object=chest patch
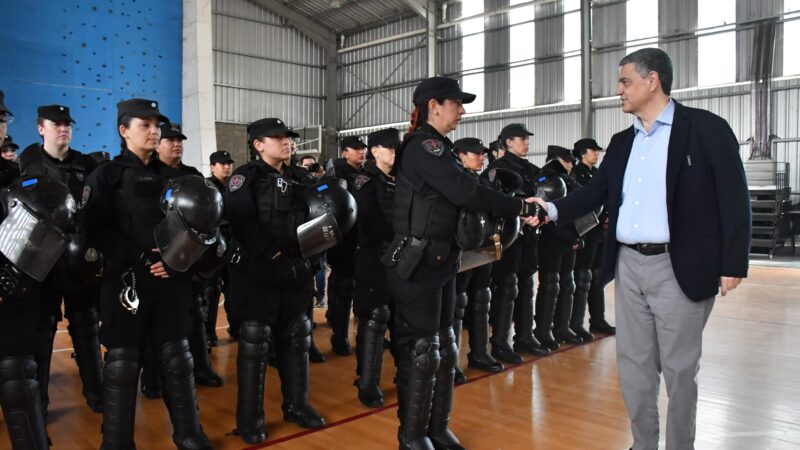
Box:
[81,186,91,208]
[421,139,443,156]
[229,174,245,192]
[354,174,370,190]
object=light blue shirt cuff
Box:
[546,202,558,222]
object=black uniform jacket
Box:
[84,149,183,272]
[354,161,394,249]
[223,159,308,275]
[553,101,751,301]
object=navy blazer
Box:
[554,101,751,301]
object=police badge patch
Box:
[421,139,443,156]
[229,174,245,192]
[354,174,370,190]
[81,185,91,207]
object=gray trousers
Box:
[615,246,715,450]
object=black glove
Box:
[520,201,549,225]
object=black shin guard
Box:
[278,314,325,429]
[0,356,49,450]
[159,340,211,450]
[490,274,522,364]
[356,305,389,408]
[235,321,270,444]
[428,327,464,450]
[396,335,439,450]
[68,308,104,412]
[100,348,140,450]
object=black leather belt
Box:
[624,243,669,256]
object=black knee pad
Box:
[574,269,592,292]
[0,356,37,382]
[367,305,390,332]
[159,339,193,378]
[473,287,491,314]
[539,272,560,296]
[410,334,440,375]
[591,268,603,285]
[518,273,535,294]
[285,314,312,351]
[239,321,270,360]
[497,274,519,301]
[437,328,457,371]
[104,348,140,384]
[454,293,468,320]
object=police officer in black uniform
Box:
[386,77,541,450]
[0,92,18,185]
[225,118,326,444]
[155,122,224,389]
[451,138,506,380]
[83,99,212,449]
[1,135,19,162]
[485,123,549,364]
[570,138,615,337]
[534,145,584,350]
[325,135,366,355]
[206,150,234,344]
[0,174,77,450]
[352,127,399,408]
[0,92,56,450]
[18,104,104,414]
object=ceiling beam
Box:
[247,0,335,47]
[401,0,430,18]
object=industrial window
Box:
[509,0,536,108]
[461,0,485,112]
[697,0,736,87]
[626,0,659,55]
[784,0,800,76]
[563,0,581,102]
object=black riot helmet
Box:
[154,176,224,272]
[456,209,491,251]
[0,176,77,282]
[458,215,521,273]
[480,167,523,195]
[51,234,104,294]
[297,179,358,258]
[532,173,567,202]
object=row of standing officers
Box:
[0,74,613,450]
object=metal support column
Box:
[427,0,437,76]
[580,0,593,138]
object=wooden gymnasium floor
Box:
[1,265,799,449]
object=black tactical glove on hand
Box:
[520,201,549,226]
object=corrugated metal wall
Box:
[212,0,325,128]
[339,15,427,130]
[736,0,783,82]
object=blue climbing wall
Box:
[0,0,182,155]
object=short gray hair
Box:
[619,48,673,95]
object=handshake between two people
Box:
[519,197,552,228]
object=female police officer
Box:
[352,127,399,408]
[451,138,506,379]
[83,99,212,449]
[386,77,540,450]
[224,118,325,444]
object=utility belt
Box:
[381,235,454,280]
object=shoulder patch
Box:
[81,185,91,208]
[354,174,371,190]
[229,174,246,192]
[421,139,444,156]
[487,168,497,183]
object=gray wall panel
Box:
[535,1,564,105]
[736,0,783,82]
[592,1,627,98]
[659,0,698,90]
[212,0,325,128]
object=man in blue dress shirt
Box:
[534,48,751,450]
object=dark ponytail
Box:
[407,98,444,134]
